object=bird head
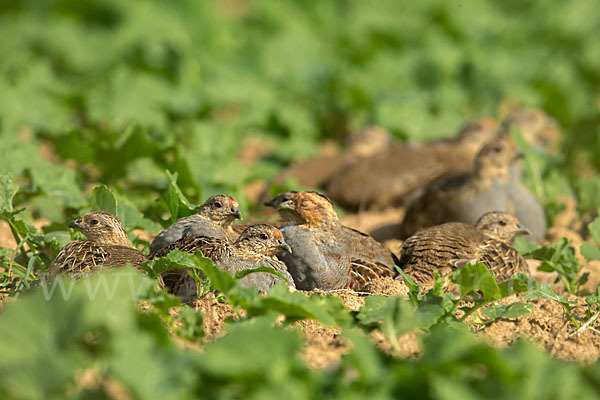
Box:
[198,195,242,227]
[235,224,292,256]
[475,211,531,242]
[67,211,130,246]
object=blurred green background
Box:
[0,0,599,226]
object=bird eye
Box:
[214,201,223,208]
[301,200,311,208]
[259,233,268,240]
[499,220,507,226]
[90,219,99,225]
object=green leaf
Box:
[480,302,533,322]
[259,284,352,327]
[581,242,600,261]
[234,265,288,283]
[522,284,577,311]
[451,263,501,301]
[588,213,600,244]
[90,185,118,215]
[356,295,388,326]
[177,306,204,341]
[157,170,198,224]
[0,173,17,214]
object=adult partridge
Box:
[399,135,546,240]
[400,211,531,290]
[322,118,499,210]
[501,108,560,152]
[277,191,397,291]
[48,211,147,278]
[275,127,392,189]
[149,195,242,256]
[153,224,295,298]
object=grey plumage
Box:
[400,136,546,241]
[154,224,295,300]
[149,195,242,256]
[276,191,397,291]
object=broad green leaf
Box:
[157,170,198,224]
[451,262,501,301]
[480,302,533,322]
[90,185,118,215]
[356,295,388,326]
[581,242,600,261]
[588,213,600,244]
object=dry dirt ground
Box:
[2,198,600,368]
[178,201,600,369]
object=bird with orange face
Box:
[276,191,398,291]
[152,224,295,300]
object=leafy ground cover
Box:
[1,0,600,399]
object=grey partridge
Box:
[48,211,147,278]
[277,191,397,291]
[400,211,531,290]
[322,118,499,210]
[501,108,560,152]
[274,127,392,189]
[153,224,295,298]
[149,195,242,256]
[399,135,546,240]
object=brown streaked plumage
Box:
[500,108,561,152]
[277,191,397,291]
[149,195,242,256]
[154,224,295,300]
[273,127,392,190]
[48,211,146,278]
[321,118,499,210]
[399,211,531,291]
[399,135,543,239]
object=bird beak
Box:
[514,150,526,160]
[514,225,531,237]
[229,208,243,220]
[67,218,82,230]
[264,198,276,207]
[277,200,295,211]
[276,242,292,253]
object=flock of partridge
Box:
[48,108,558,300]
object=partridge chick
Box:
[48,211,146,278]
[150,195,242,256]
[400,211,531,290]
[277,191,397,291]
[322,118,499,210]
[154,224,295,298]
[399,135,546,240]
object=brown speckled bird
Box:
[501,108,560,152]
[154,224,295,299]
[400,211,531,290]
[322,118,499,210]
[277,191,398,291]
[149,195,242,256]
[274,127,392,189]
[48,211,146,278]
[399,135,545,240]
